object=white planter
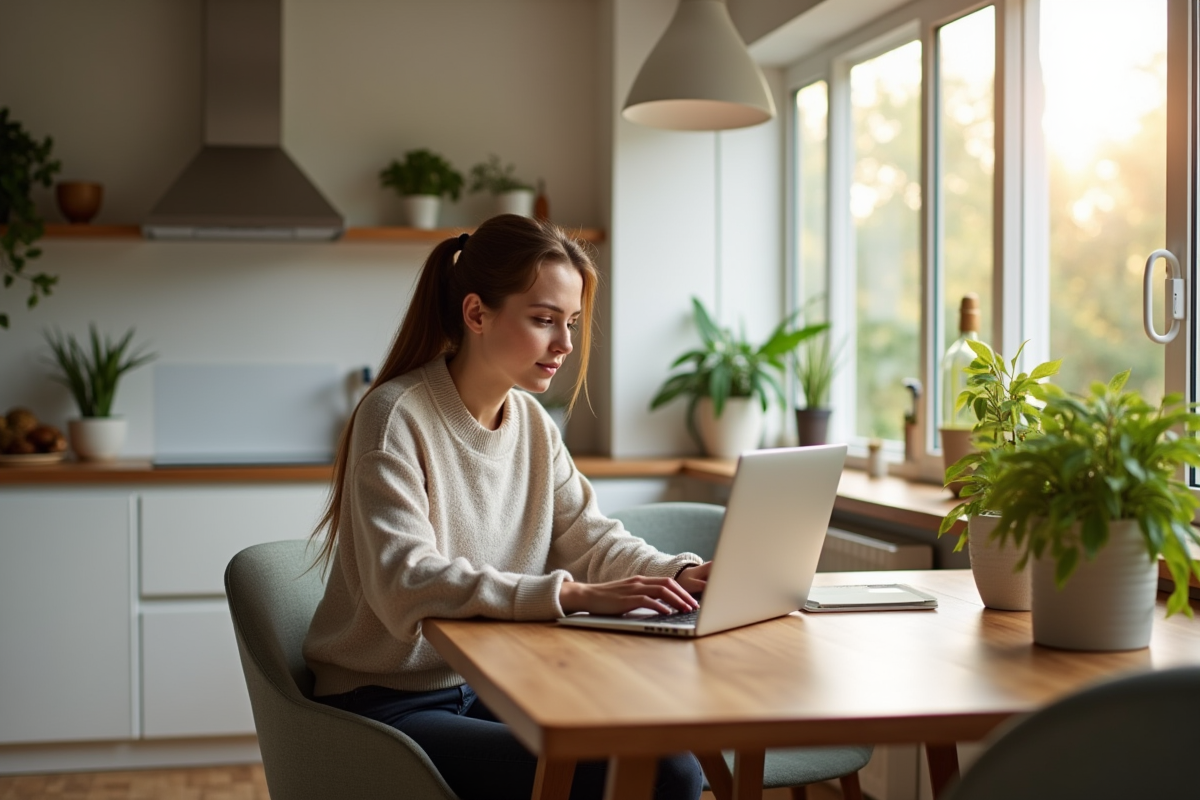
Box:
[496,189,535,217]
[401,195,441,229]
[694,397,764,459]
[68,417,127,462]
[968,514,1031,611]
[1031,519,1158,651]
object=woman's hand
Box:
[675,561,711,596]
[559,575,700,616]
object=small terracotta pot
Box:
[56,181,104,224]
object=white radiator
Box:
[817,527,933,572]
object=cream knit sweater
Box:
[303,356,702,696]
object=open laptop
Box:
[558,443,848,638]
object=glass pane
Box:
[851,40,922,441]
[1041,0,1166,403]
[796,81,828,319]
[938,7,995,429]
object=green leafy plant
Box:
[983,369,1200,617]
[44,325,156,418]
[1,107,62,329]
[938,340,1061,548]
[468,154,532,195]
[650,298,828,446]
[793,329,842,410]
[379,149,464,200]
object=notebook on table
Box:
[803,583,938,612]
[557,443,847,638]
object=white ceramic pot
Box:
[1031,519,1158,651]
[401,195,441,229]
[968,513,1031,611]
[694,397,764,459]
[68,417,127,462]
[496,189,535,217]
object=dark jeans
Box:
[315,683,703,800]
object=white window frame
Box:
[784,0,1192,485]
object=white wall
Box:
[606,0,788,457]
[0,0,795,461]
[0,0,605,456]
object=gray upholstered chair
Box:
[612,502,873,800]
[941,665,1200,800]
[225,539,458,800]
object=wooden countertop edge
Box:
[0,454,962,533]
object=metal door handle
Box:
[1143,249,1184,344]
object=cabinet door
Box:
[141,602,254,738]
[141,486,325,597]
[0,491,134,744]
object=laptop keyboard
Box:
[639,607,700,626]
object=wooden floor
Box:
[0,764,841,799]
[0,765,269,800]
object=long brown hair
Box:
[310,214,599,571]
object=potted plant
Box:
[468,154,535,217]
[793,329,841,446]
[984,369,1200,650]
[44,324,156,461]
[938,340,1061,610]
[650,297,827,458]
[1,107,62,330]
[379,149,464,229]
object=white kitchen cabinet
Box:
[0,490,134,744]
[140,486,326,597]
[141,602,254,738]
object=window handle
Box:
[1143,249,1184,344]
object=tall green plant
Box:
[938,340,1061,548]
[1,107,62,329]
[650,298,828,447]
[44,325,156,418]
[379,149,464,200]
[793,330,841,409]
[986,370,1200,617]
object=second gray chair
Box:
[612,501,873,800]
[941,665,1200,800]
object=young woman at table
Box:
[303,214,709,800]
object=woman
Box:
[303,214,710,800]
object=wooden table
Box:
[424,569,1200,800]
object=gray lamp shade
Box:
[623,0,776,131]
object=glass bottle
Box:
[941,293,981,430]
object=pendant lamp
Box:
[623,0,776,131]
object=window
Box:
[785,0,1189,484]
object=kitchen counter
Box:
[0,456,964,534]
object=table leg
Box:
[603,755,658,800]
[696,753,733,800]
[732,749,765,800]
[532,757,575,800]
[925,743,960,799]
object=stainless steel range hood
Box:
[143,0,343,241]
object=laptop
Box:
[558,443,848,638]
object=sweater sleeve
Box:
[546,444,703,582]
[349,448,570,640]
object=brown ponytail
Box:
[310,214,599,571]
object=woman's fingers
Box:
[676,562,711,595]
[560,576,699,616]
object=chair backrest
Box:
[225,539,456,800]
[611,501,725,560]
[942,665,1200,800]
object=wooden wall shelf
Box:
[23,224,606,244]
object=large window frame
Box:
[785,0,1196,488]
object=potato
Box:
[6,408,38,436]
[6,437,35,455]
[27,425,66,453]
